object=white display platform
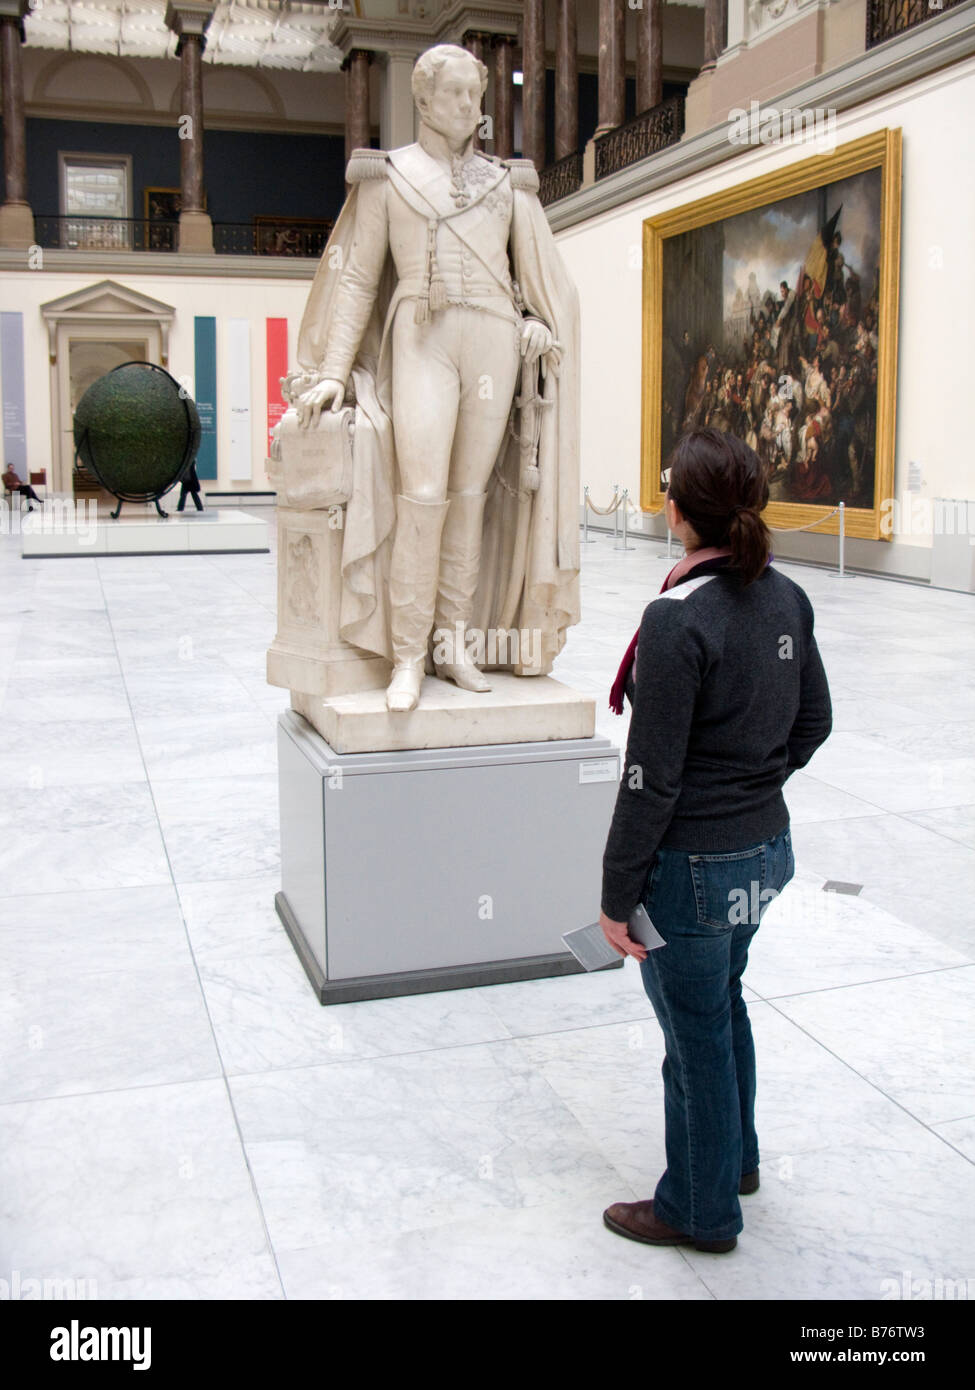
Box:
[21,507,269,557]
[292,672,596,754]
[276,709,623,1003]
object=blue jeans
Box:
[638,827,795,1242]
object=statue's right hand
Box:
[296,378,346,429]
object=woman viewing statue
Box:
[600,427,832,1253]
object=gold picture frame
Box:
[641,129,902,540]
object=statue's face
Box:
[419,54,482,142]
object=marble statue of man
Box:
[289,43,580,713]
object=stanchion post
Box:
[612,484,620,544]
[838,500,845,577]
[616,488,635,551]
[582,485,596,544]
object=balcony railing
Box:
[33,215,333,257]
[218,220,333,257]
[538,151,585,207]
[867,0,964,47]
[594,95,686,181]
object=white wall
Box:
[554,56,975,554]
[0,268,316,491]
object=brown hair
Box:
[666,427,772,586]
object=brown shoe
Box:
[740,1168,760,1195]
[602,1200,737,1253]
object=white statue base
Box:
[277,709,621,1003]
[292,674,595,755]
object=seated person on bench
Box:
[2,465,43,510]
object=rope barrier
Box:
[580,491,851,578]
[586,491,625,517]
[767,506,840,533]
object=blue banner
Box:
[194,316,217,480]
[1,311,28,476]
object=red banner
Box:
[266,317,289,455]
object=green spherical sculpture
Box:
[73,361,202,504]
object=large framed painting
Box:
[642,129,902,540]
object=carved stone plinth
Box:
[176,209,213,254]
[267,505,390,698]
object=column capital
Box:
[0,0,30,41]
[341,48,374,73]
[164,1,215,54]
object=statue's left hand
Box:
[520,320,555,379]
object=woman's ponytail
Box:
[727,505,772,586]
[666,428,772,586]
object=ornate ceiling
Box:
[23,0,345,71]
[21,0,705,73]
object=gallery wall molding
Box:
[546,0,975,232]
[24,103,347,138]
[726,0,840,53]
[26,50,346,135]
[32,51,154,110]
[0,249,319,277]
[164,65,285,117]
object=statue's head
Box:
[412,44,488,143]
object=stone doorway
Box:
[40,281,175,495]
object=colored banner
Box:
[227,318,252,482]
[193,316,217,480]
[1,312,28,476]
[266,317,288,455]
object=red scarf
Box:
[608,547,732,714]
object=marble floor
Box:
[1,511,973,1301]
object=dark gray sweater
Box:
[601,561,832,922]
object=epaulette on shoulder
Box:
[346,148,389,182]
[504,158,539,192]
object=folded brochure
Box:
[562,903,666,972]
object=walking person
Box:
[176,461,204,512]
[600,427,832,1254]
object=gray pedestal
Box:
[276,710,622,1003]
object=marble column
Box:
[165,2,214,253]
[462,31,491,150]
[380,48,418,150]
[636,0,663,114]
[463,29,486,64]
[343,49,372,161]
[522,0,545,169]
[702,0,725,70]
[493,35,515,161]
[595,0,625,137]
[554,0,577,162]
[0,0,33,250]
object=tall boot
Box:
[431,488,491,693]
[386,493,450,713]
